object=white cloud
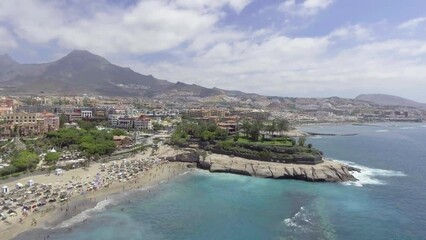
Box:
[2,0,426,100]
[397,17,426,30]
[0,27,17,51]
[125,26,426,99]
[0,0,252,55]
[328,25,374,41]
[174,0,252,13]
[278,0,334,16]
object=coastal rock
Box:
[210,163,229,173]
[174,152,200,163]
[228,165,252,176]
[253,166,273,178]
[198,156,212,169]
[176,152,358,183]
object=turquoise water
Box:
[17,123,426,239]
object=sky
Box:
[1,0,426,102]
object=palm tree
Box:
[267,119,277,136]
[241,120,251,137]
[277,119,290,134]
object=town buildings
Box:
[0,112,60,137]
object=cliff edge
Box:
[168,151,359,183]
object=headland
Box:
[2,144,359,240]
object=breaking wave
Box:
[283,206,313,231]
[334,160,406,187]
[54,198,115,229]
[375,129,389,133]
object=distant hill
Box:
[356,94,426,109]
[0,50,253,98]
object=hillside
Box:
[356,94,426,109]
[0,50,240,98]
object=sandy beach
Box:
[1,146,194,240]
[1,144,359,239]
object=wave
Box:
[180,170,191,176]
[49,173,190,229]
[400,127,415,130]
[283,206,313,231]
[375,129,389,133]
[54,198,116,229]
[334,160,406,187]
[421,125,426,128]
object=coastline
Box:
[2,144,359,239]
[167,147,359,182]
[2,160,193,240]
[198,154,358,182]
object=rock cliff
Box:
[168,151,359,183]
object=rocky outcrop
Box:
[166,152,200,163]
[196,154,358,183]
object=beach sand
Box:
[1,154,193,240]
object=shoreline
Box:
[2,160,193,240]
[2,144,360,239]
[198,154,359,182]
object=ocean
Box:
[17,123,426,240]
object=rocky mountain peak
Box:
[58,50,109,66]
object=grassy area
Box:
[235,137,294,147]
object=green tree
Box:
[59,114,67,128]
[78,120,95,131]
[241,120,251,137]
[277,119,290,133]
[44,152,61,165]
[248,120,263,141]
[298,136,306,147]
[111,129,127,136]
[266,119,277,136]
[11,150,40,171]
[152,122,164,131]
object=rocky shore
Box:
[170,151,359,182]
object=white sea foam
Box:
[49,170,193,229]
[334,160,406,187]
[53,198,116,229]
[180,171,191,176]
[400,127,415,130]
[375,129,389,133]
[421,125,426,128]
[283,206,313,231]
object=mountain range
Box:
[356,94,426,109]
[0,50,424,110]
[0,50,250,98]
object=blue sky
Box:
[1,0,426,101]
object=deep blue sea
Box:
[23,123,426,239]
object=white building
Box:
[81,110,93,119]
[135,116,153,130]
[108,114,125,126]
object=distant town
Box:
[0,93,422,174]
[0,93,424,140]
